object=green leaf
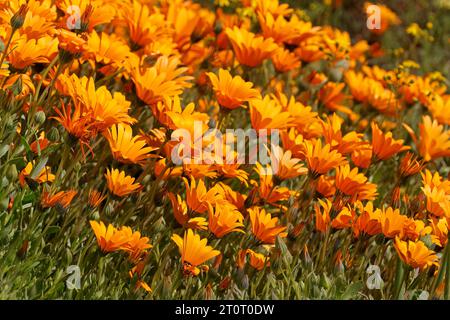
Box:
[45,226,61,236]
[341,281,363,300]
[29,156,48,179]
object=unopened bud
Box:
[10,4,28,30]
[47,127,60,142]
[34,111,46,125]
[6,164,18,181]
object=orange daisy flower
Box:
[225,26,278,67]
[89,220,130,253]
[248,206,287,244]
[105,168,142,197]
[303,139,347,176]
[371,122,410,161]
[207,203,244,238]
[335,164,378,201]
[41,190,77,209]
[394,237,438,271]
[406,116,450,162]
[103,123,157,165]
[207,68,261,109]
[171,229,220,276]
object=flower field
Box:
[0,0,449,300]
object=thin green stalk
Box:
[0,29,16,67]
[444,234,450,299]
[393,257,406,299]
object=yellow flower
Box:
[394,237,438,271]
[207,68,261,109]
[90,220,129,253]
[250,96,295,130]
[105,168,142,197]
[104,123,156,165]
[269,145,308,180]
[225,26,278,67]
[207,203,244,238]
[335,164,378,201]
[171,229,220,276]
[249,206,287,244]
[132,55,192,105]
[417,116,450,161]
[371,122,410,161]
[303,139,347,176]
[8,34,58,69]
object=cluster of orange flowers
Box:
[1,0,449,295]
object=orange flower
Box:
[380,207,410,239]
[269,145,308,180]
[315,198,332,232]
[207,68,260,109]
[239,249,270,271]
[207,203,244,238]
[256,0,293,18]
[316,175,336,198]
[249,96,294,130]
[335,164,378,201]
[364,2,401,35]
[249,206,287,244]
[85,31,132,73]
[271,47,301,73]
[183,178,223,214]
[171,229,220,276]
[104,123,156,165]
[57,29,87,55]
[428,95,450,126]
[430,218,448,247]
[8,35,58,69]
[52,103,94,152]
[351,144,372,169]
[321,113,364,155]
[353,201,382,237]
[318,82,357,121]
[30,132,49,154]
[120,0,168,48]
[399,152,424,178]
[41,190,77,209]
[371,122,410,161]
[105,168,142,197]
[88,190,107,208]
[90,220,130,253]
[303,139,347,176]
[168,193,208,230]
[253,163,296,206]
[394,237,438,271]
[132,55,192,105]
[225,26,278,67]
[407,116,450,162]
[258,12,318,45]
[332,206,355,229]
[119,226,152,263]
[19,161,55,187]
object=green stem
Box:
[393,257,406,299]
[431,242,449,297]
[444,234,450,299]
[0,29,16,67]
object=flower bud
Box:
[10,4,28,30]
[6,164,17,181]
[34,111,46,125]
[47,127,60,142]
